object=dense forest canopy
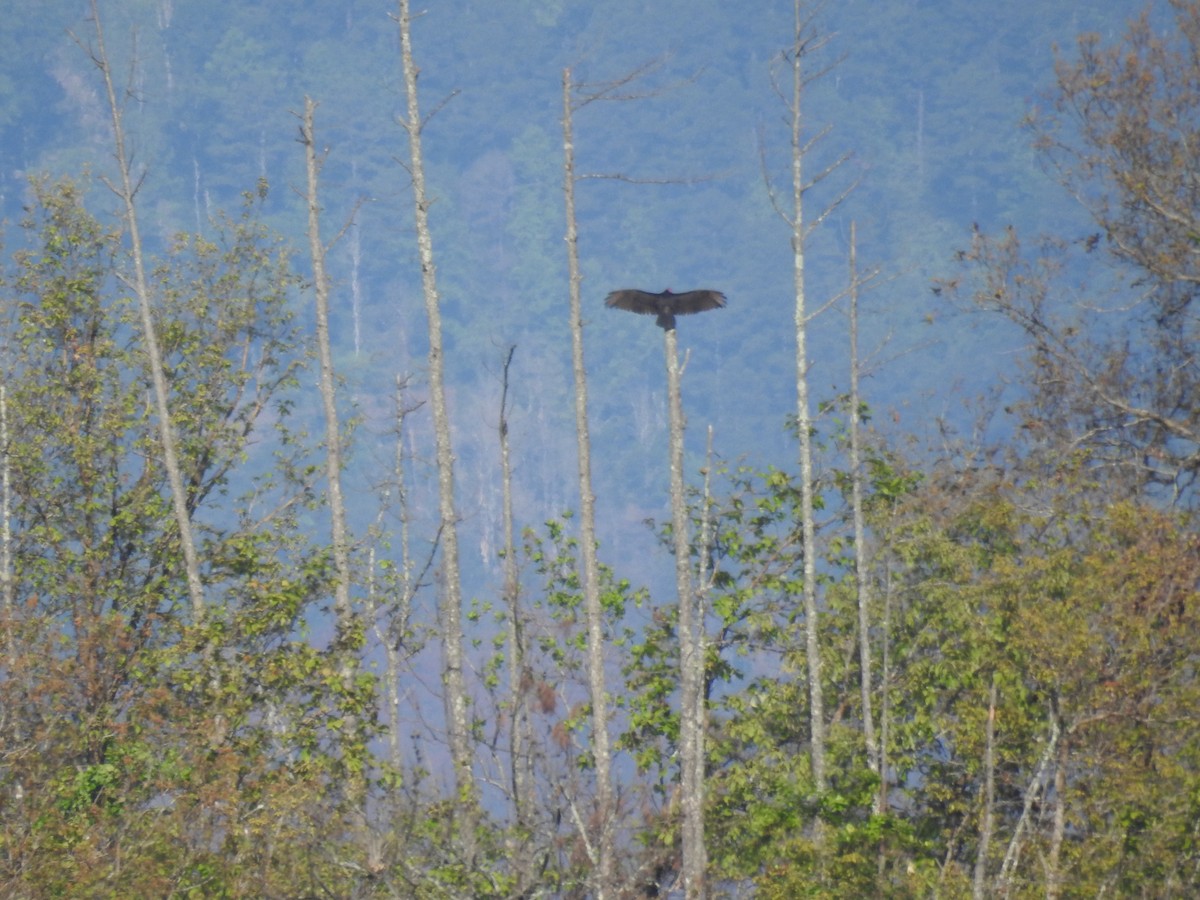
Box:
[1,0,1198,897]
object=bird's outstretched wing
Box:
[669,289,727,315]
[604,289,663,315]
[604,289,727,315]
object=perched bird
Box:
[604,288,727,330]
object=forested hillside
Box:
[1,0,1197,897]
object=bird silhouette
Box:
[604,288,727,330]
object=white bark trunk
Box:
[665,327,706,898]
[789,0,826,795]
[561,68,616,898]
[396,0,476,834]
[88,0,205,623]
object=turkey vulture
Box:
[604,288,727,330]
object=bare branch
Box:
[422,89,462,130]
[570,57,672,109]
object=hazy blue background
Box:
[0,0,1137,594]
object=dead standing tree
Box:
[605,286,725,900]
[567,51,732,893]
[298,97,354,676]
[603,290,724,898]
[846,222,879,783]
[297,97,368,813]
[81,0,205,623]
[563,62,721,895]
[663,310,711,900]
[497,345,539,892]
[561,66,619,898]
[762,0,854,809]
[393,0,478,851]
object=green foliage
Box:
[679,432,1197,895]
[4,3,1200,895]
[523,516,643,757]
[0,177,379,897]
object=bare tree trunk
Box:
[1046,722,1068,900]
[973,673,998,900]
[696,422,715,824]
[299,97,366,815]
[561,67,616,897]
[848,221,886,882]
[498,346,536,891]
[0,381,17,788]
[878,563,892,814]
[998,701,1061,897]
[847,221,877,779]
[376,374,421,771]
[85,0,204,623]
[877,555,894,881]
[299,97,354,665]
[1,385,10,662]
[395,0,477,841]
[788,0,826,796]
[664,327,705,898]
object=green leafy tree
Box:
[0,178,377,897]
[698,448,932,897]
[514,514,645,894]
